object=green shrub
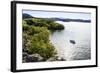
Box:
[22,18,64,61]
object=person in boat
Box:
[70,40,76,44]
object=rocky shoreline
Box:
[23,52,66,63]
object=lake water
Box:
[50,21,91,61]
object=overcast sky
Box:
[23,10,91,20]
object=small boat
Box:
[70,40,76,44]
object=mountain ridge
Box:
[23,13,91,23]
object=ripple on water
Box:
[50,21,91,61]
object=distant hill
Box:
[23,13,33,19]
[35,17,91,23]
[42,18,91,23]
[22,13,91,23]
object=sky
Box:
[23,10,91,20]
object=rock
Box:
[46,56,58,61]
[46,56,65,61]
[32,54,43,61]
[23,54,43,62]
[57,57,66,61]
[23,52,28,57]
[47,57,56,61]
[60,58,66,61]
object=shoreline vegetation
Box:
[22,14,65,63]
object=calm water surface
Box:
[50,21,91,61]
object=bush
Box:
[24,18,64,31]
[27,38,57,60]
[22,18,64,61]
[22,20,30,31]
[26,27,57,60]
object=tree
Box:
[22,18,64,61]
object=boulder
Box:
[23,53,43,62]
[57,57,66,61]
[46,56,67,61]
